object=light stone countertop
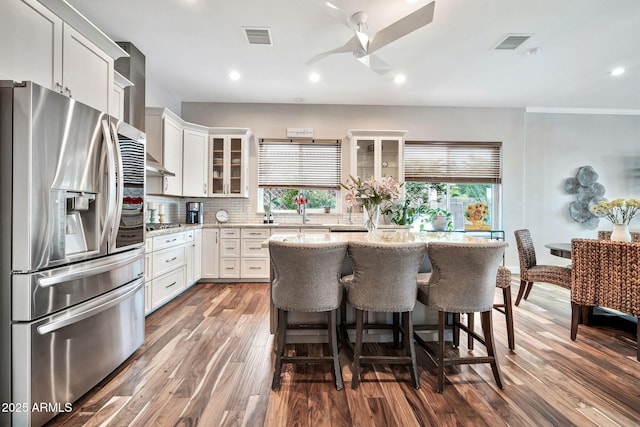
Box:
[261,231,497,248]
[144,222,376,237]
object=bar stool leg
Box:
[328,309,343,390]
[403,311,420,389]
[272,309,288,390]
[352,308,364,389]
[503,287,515,350]
[393,312,400,348]
[467,313,475,350]
[481,310,504,389]
[437,310,446,393]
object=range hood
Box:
[146,152,175,176]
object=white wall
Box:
[523,112,640,265]
[182,102,526,267]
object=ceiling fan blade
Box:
[367,1,435,54]
[312,0,352,29]
[357,54,394,75]
[306,34,364,66]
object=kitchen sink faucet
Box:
[295,193,309,224]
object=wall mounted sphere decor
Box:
[565,165,606,229]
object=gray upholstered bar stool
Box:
[416,241,507,393]
[343,241,426,389]
[269,240,348,391]
[416,266,515,351]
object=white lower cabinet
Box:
[184,229,202,285]
[202,228,220,279]
[145,229,201,315]
[240,228,270,279]
[219,228,241,278]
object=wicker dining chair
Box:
[597,230,640,242]
[269,240,349,390]
[514,229,572,306]
[571,238,640,362]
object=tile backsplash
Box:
[145,195,364,225]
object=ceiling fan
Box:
[307,1,436,75]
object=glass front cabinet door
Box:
[208,128,252,197]
[348,130,406,182]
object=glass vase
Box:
[610,223,632,242]
[364,203,380,232]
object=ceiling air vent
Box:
[494,34,532,50]
[244,28,272,45]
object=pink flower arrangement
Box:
[341,175,403,209]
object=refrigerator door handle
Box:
[109,121,125,251]
[37,251,144,288]
[36,279,144,335]
[100,119,117,247]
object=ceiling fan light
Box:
[309,72,321,82]
[325,1,339,10]
[229,70,241,81]
[394,74,406,84]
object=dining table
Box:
[545,242,572,259]
[263,230,501,335]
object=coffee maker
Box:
[186,201,204,224]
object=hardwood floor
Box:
[46,279,640,427]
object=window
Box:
[258,138,341,212]
[403,141,502,230]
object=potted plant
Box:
[425,207,453,231]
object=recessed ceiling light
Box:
[610,67,625,76]
[309,72,320,82]
[229,71,241,81]
[394,74,406,84]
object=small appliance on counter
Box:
[186,201,204,224]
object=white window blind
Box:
[258,139,342,189]
[404,141,502,184]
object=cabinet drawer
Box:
[220,239,240,257]
[241,228,270,239]
[152,246,185,277]
[151,267,186,308]
[241,258,270,278]
[220,228,240,238]
[219,258,240,278]
[152,232,186,250]
[241,239,269,258]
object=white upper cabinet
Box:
[110,71,133,120]
[146,108,184,196]
[0,0,127,113]
[348,130,406,182]
[182,125,209,197]
[208,128,252,198]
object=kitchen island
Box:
[263,230,495,337]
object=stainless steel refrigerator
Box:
[0,81,147,426]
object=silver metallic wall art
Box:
[565,166,606,229]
